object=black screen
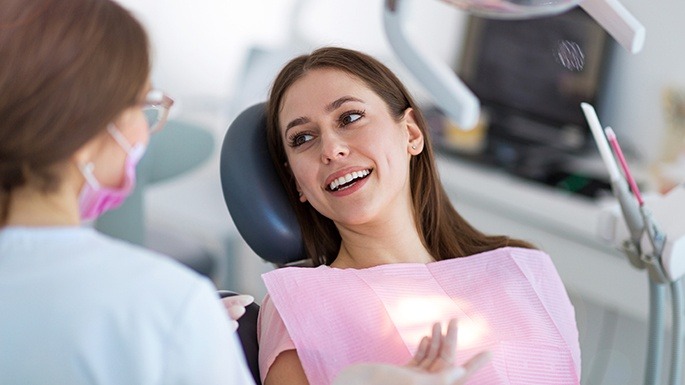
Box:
[458,8,611,148]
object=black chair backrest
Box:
[219,103,304,266]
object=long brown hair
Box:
[0,0,150,224]
[267,47,534,266]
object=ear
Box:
[403,108,424,155]
[70,145,90,167]
[294,180,307,203]
[285,162,308,203]
[70,132,106,166]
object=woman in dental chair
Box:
[258,47,581,385]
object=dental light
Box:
[383,0,645,129]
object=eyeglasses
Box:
[142,89,174,133]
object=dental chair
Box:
[219,102,303,385]
[220,102,303,266]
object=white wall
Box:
[115,0,464,129]
[598,0,685,163]
[115,0,295,119]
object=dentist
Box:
[0,0,253,383]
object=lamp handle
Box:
[580,0,645,54]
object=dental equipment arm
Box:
[595,159,685,385]
[383,0,644,133]
[383,0,480,129]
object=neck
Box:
[331,216,434,269]
[5,183,81,228]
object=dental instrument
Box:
[583,102,684,385]
[582,102,646,270]
[605,127,644,207]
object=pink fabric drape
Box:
[261,247,581,384]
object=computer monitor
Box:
[457,7,612,152]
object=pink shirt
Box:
[257,294,295,383]
[258,247,581,385]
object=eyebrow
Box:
[325,96,363,113]
[284,96,365,133]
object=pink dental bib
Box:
[261,247,581,384]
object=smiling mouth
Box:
[327,169,371,192]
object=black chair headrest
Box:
[220,103,304,265]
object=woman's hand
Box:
[408,318,459,372]
[220,294,254,332]
[406,318,491,383]
[332,319,491,385]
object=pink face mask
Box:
[78,125,146,221]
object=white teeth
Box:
[329,169,370,191]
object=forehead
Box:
[280,68,378,116]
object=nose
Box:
[320,131,349,164]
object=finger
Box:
[227,304,246,320]
[428,319,459,372]
[411,336,431,365]
[234,294,255,306]
[228,319,239,332]
[444,366,467,384]
[223,294,254,307]
[443,351,491,385]
[420,322,443,369]
[220,297,234,309]
[440,319,458,363]
[462,351,492,376]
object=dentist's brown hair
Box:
[0,0,150,223]
[266,47,533,266]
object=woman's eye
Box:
[290,133,314,147]
[340,110,365,126]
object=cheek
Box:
[130,114,150,145]
[90,144,128,187]
[118,110,150,146]
[288,159,309,185]
[288,157,319,192]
